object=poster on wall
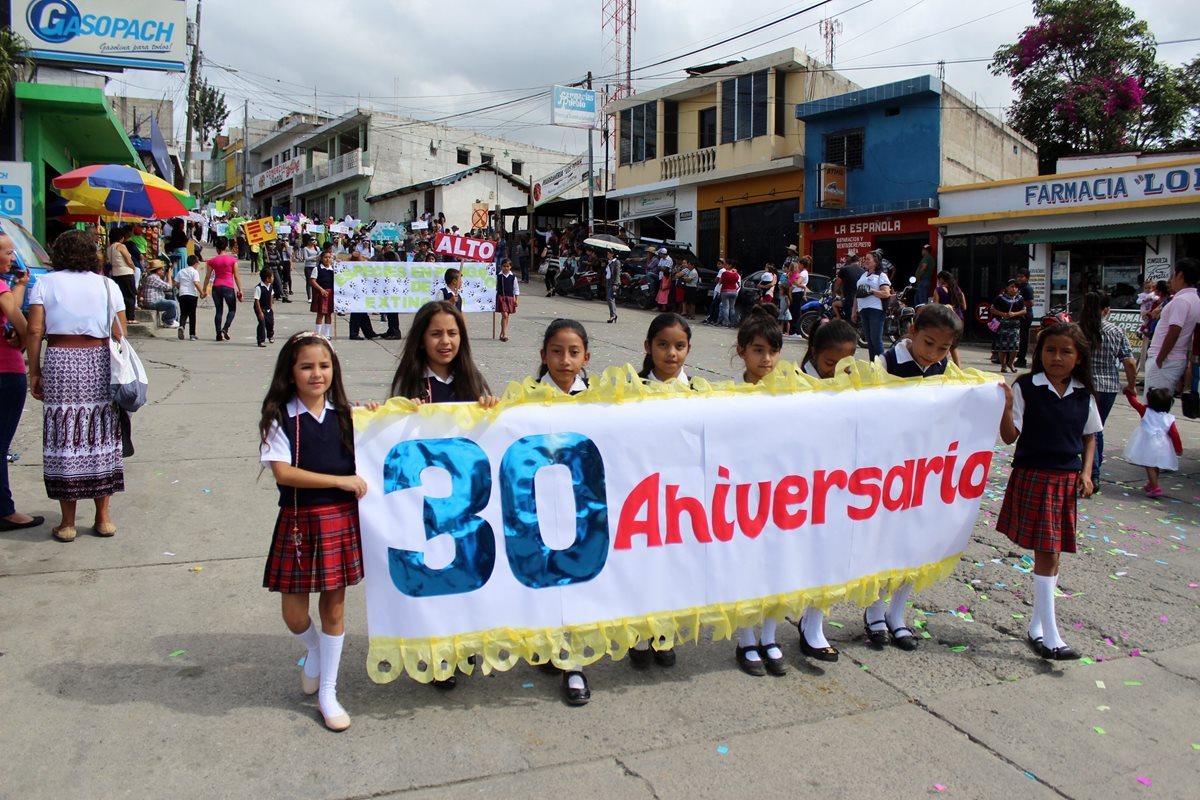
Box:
[1026,262,1047,316]
[818,163,847,209]
[1145,253,1172,284]
[1050,250,1070,309]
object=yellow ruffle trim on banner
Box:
[366,553,961,684]
[352,358,1001,431]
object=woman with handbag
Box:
[991,280,1026,373]
[24,230,128,543]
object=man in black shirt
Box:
[835,255,865,321]
[1014,267,1035,367]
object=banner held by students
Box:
[243,217,277,245]
[334,260,496,313]
[354,362,1006,684]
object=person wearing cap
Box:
[141,260,180,328]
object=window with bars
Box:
[618,101,657,165]
[720,70,768,143]
[824,130,865,169]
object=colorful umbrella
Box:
[52,164,195,221]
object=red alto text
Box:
[613,442,991,550]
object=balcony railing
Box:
[661,147,716,180]
[294,148,373,188]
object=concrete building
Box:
[366,163,530,231]
[289,109,579,225]
[795,76,1036,279]
[246,112,331,218]
[605,49,858,270]
[932,152,1200,341]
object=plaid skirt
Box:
[263,502,363,593]
[996,467,1078,553]
[309,289,334,315]
[42,345,124,501]
[496,295,517,314]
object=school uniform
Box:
[254,281,274,345]
[802,361,822,379]
[439,287,463,312]
[639,367,690,385]
[496,271,519,314]
[996,373,1102,553]
[883,339,948,378]
[261,398,363,593]
[420,367,458,403]
[539,371,587,395]
[310,262,336,314]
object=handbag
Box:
[987,317,1002,333]
[105,279,149,412]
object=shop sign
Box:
[809,213,928,262]
[1107,310,1144,348]
[1026,262,1047,316]
[533,153,587,207]
[550,85,598,129]
[938,158,1200,221]
[621,190,675,219]
[818,163,846,209]
[0,161,33,227]
[13,0,188,72]
[253,157,303,194]
[1144,252,1172,284]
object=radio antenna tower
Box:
[602,0,636,101]
[819,16,843,66]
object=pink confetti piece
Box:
[934,784,947,792]
[1159,615,1169,622]
[1074,622,1084,629]
[1129,649,1142,657]
[1135,776,1152,787]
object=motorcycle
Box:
[884,277,918,344]
[1042,304,1072,328]
[796,289,837,340]
[554,258,602,300]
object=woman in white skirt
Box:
[25,230,128,542]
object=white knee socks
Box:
[1034,574,1065,649]
[801,607,830,648]
[295,619,321,679]
[885,582,914,635]
[736,626,758,649]
[760,617,778,646]
[318,632,346,718]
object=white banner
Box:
[253,157,303,194]
[355,366,1005,683]
[533,154,587,207]
[334,261,496,313]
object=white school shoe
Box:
[321,707,351,732]
[301,669,320,696]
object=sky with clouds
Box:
[109,0,1200,161]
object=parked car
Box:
[0,217,53,312]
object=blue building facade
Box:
[795,76,943,278]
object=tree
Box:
[189,77,229,199]
[0,28,33,118]
[991,0,1191,173]
[1179,55,1200,149]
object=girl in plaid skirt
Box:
[997,323,1101,662]
[260,332,367,732]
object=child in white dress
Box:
[1122,387,1183,498]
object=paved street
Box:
[1,275,1197,799]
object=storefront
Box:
[696,172,802,271]
[15,82,140,242]
[932,154,1200,340]
[804,209,935,280]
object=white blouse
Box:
[28,271,125,337]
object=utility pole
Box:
[181,0,202,192]
[242,98,249,216]
[586,71,595,235]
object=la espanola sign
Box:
[434,233,496,263]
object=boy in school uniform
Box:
[254,268,275,347]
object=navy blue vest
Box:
[883,347,948,378]
[497,272,518,298]
[278,407,356,507]
[314,264,335,290]
[1012,373,1090,471]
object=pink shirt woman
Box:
[201,237,242,341]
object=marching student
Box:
[309,248,337,338]
[629,312,693,669]
[730,306,788,677]
[495,258,519,342]
[439,267,463,312]
[534,318,593,704]
[259,332,367,732]
[997,323,1100,661]
[174,254,204,341]
[638,312,693,386]
[863,304,962,651]
[794,319,861,662]
[1121,386,1183,498]
[800,319,858,380]
[387,300,500,688]
[253,268,276,348]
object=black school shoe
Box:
[562,670,591,706]
[759,643,788,676]
[863,611,889,648]
[1036,641,1082,661]
[628,647,652,670]
[798,622,840,662]
[887,624,919,651]
[736,645,766,676]
[654,647,676,667]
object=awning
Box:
[617,207,676,223]
[1017,219,1200,244]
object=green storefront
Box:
[15,82,139,242]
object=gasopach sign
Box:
[12,0,188,72]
